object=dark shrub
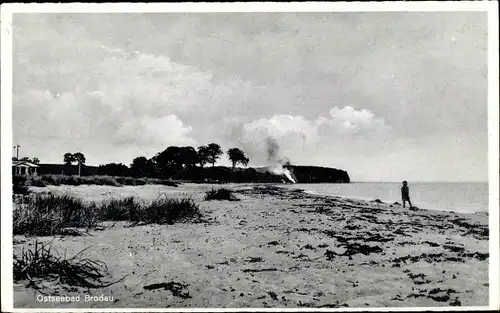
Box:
[13,175,29,195]
[151,179,178,187]
[43,175,61,186]
[99,197,141,221]
[26,175,47,187]
[143,197,201,225]
[204,188,239,201]
[89,175,120,187]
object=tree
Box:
[98,163,130,177]
[206,143,223,167]
[196,146,211,168]
[150,155,161,178]
[130,156,150,177]
[155,146,199,178]
[73,152,86,176]
[64,153,75,165]
[227,148,250,168]
[178,147,198,168]
[155,147,181,177]
[19,157,41,164]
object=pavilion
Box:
[12,160,39,176]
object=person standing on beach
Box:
[401,181,412,208]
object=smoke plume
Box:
[266,137,280,163]
[265,137,296,183]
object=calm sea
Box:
[281,182,489,214]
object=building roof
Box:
[13,160,39,168]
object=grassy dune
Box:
[24,174,178,188]
[13,193,201,236]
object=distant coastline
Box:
[31,163,351,184]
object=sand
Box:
[13,183,489,308]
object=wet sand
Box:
[13,183,489,308]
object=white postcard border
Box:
[1,2,498,312]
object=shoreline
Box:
[13,183,489,308]
[278,186,488,222]
[277,183,489,215]
[24,178,488,214]
[299,190,486,216]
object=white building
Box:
[12,160,39,176]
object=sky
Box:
[12,12,488,182]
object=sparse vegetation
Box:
[115,176,147,186]
[204,188,239,201]
[140,196,202,225]
[25,174,178,188]
[99,197,141,221]
[13,194,101,236]
[13,193,202,236]
[13,240,124,290]
[99,195,201,225]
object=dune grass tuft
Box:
[13,239,126,292]
[13,194,101,236]
[204,188,239,201]
[99,195,201,225]
[99,197,141,221]
[142,196,202,225]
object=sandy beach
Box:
[13,183,489,308]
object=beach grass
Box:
[13,193,202,236]
[13,194,101,236]
[26,174,178,188]
[99,195,201,225]
[13,239,126,290]
[204,188,239,201]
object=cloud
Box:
[13,14,266,162]
[228,106,390,165]
[244,115,321,144]
[81,45,214,115]
[316,106,389,135]
[242,106,388,143]
[13,44,208,164]
[13,18,257,164]
[116,114,195,147]
[12,13,487,181]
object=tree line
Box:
[15,144,351,183]
[61,143,250,178]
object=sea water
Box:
[281,182,489,214]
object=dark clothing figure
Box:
[401,181,412,208]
